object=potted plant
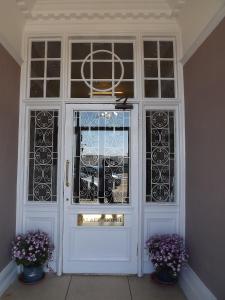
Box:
[12,231,54,284]
[146,234,188,285]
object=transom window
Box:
[27,38,177,100]
[29,40,62,98]
[143,40,176,98]
[70,41,135,98]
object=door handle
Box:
[65,160,70,187]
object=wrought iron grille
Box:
[146,111,175,202]
[73,111,130,204]
[28,110,58,202]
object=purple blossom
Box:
[146,234,188,277]
[11,231,54,267]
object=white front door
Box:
[63,103,139,274]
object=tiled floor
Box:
[1,274,186,300]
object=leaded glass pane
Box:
[146,111,175,203]
[28,110,58,202]
[70,41,134,98]
[73,111,130,204]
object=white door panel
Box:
[63,104,138,274]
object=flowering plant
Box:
[12,231,54,267]
[146,234,188,278]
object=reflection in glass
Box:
[46,80,60,97]
[144,41,157,58]
[31,42,45,58]
[93,43,112,59]
[144,61,158,78]
[47,61,61,77]
[114,43,133,60]
[31,61,45,78]
[145,80,158,98]
[161,80,175,98]
[71,81,90,98]
[47,41,61,58]
[72,43,91,60]
[160,41,174,58]
[160,61,174,78]
[93,62,112,79]
[30,80,44,97]
[73,111,130,204]
[115,81,134,98]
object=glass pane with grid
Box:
[146,110,175,202]
[70,42,134,98]
[29,40,61,98]
[143,40,175,99]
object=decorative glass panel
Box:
[146,111,175,202]
[73,111,130,204]
[29,40,61,98]
[70,41,134,98]
[144,40,175,99]
[28,110,58,202]
[77,214,124,226]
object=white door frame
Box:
[62,103,140,274]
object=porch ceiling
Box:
[16,0,186,22]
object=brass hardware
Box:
[65,160,70,187]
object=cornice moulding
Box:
[29,10,175,21]
[16,0,186,22]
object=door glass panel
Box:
[72,111,130,204]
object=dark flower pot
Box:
[21,265,44,284]
[151,270,178,286]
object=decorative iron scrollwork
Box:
[146,111,175,203]
[28,110,58,202]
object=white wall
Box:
[0,0,25,64]
[178,0,225,59]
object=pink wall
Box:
[0,44,20,271]
[184,17,225,300]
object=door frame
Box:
[62,103,140,274]
[16,32,186,277]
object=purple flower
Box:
[146,234,188,276]
[11,230,54,267]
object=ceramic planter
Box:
[21,265,45,284]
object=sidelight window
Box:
[146,110,175,202]
[28,110,58,202]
